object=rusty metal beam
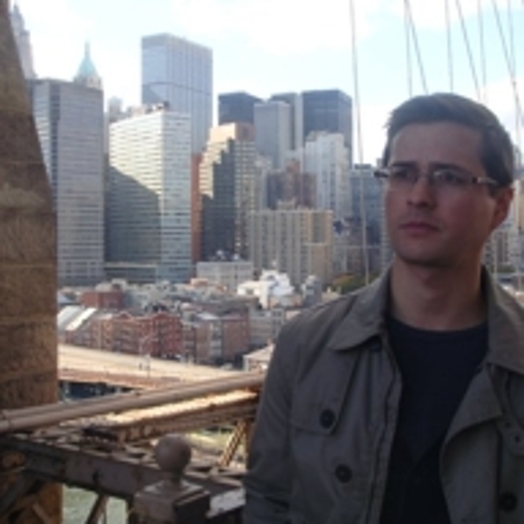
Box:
[0,475,35,515]
[217,422,248,468]
[60,369,176,390]
[0,431,244,500]
[31,502,54,524]
[0,371,264,434]
[85,494,109,524]
[81,391,258,444]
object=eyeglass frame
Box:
[374,164,500,192]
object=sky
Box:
[13,0,524,162]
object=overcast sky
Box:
[14,0,524,161]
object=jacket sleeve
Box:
[243,318,299,523]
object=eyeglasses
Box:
[374,166,499,193]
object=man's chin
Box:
[393,252,450,269]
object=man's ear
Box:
[490,186,514,233]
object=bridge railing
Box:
[0,371,264,523]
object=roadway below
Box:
[59,344,239,386]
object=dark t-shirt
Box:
[380,316,488,524]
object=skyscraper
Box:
[219,92,262,125]
[200,123,257,260]
[265,160,316,210]
[107,106,192,283]
[9,1,35,79]
[254,100,291,170]
[270,92,304,151]
[142,33,212,153]
[304,132,351,220]
[349,163,385,275]
[75,42,102,90]
[31,77,105,286]
[248,204,334,286]
[302,89,352,151]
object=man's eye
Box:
[390,169,412,181]
[436,170,467,185]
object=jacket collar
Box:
[484,269,524,374]
[327,267,524,375]
[327,270,389,351]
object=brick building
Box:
[109,312,182,358]
[79,311,183,358]
[80,288,124,310]
[221,312,250,361]
[182,312,222,364]
[182,310,250,364]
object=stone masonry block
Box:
[0,210,55,263]
[0,266,56,318]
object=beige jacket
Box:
[244,270,524,524]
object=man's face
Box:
[385,121,513,270]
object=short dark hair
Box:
[382,93,515,187]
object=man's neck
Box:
[389,260,486,331]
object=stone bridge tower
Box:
[0,0,60,521]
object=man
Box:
[244,93,524,524]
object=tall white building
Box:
[254,100,291,170]
[248,204,333,287]
[9,2,35,79]
[107,106,192,283]
[31,78,105,286]
[270,92,304,151]
[304,132,350,219]
[142,33,212,154]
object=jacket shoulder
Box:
[275,287,368,361]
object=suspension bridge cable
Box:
[490,0,524,129]
[506,0,522,288]
[348,0,370,285]
[478,0,488,102]
[404,0,429,93]
[506,0,520,151]
[445,0,454,91]
[507,0,516,76]
[455,0,482,100]
[404,0,414,96]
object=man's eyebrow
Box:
[430,162,469,171]
[388,161,470,172]
[387,161,416,167]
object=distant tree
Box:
[333,273,380,294]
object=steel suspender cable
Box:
[404,0,429,93]
[504,0,521,289]
[507,0,516,76]
[455,0,482,100]
[478,0,488,102]
[348,0,370,285]
[491,0,524,128]
[491,0,522,281]
[506,0,521,152]
[404,1,414,96]
[445,0,454,91]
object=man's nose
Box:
[407,174,436,207]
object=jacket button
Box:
[499,492,518,512]
[335,464,352,483]
[319,409,336,429]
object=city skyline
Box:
[15,0,524,161]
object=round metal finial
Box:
[154,434,192,478]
